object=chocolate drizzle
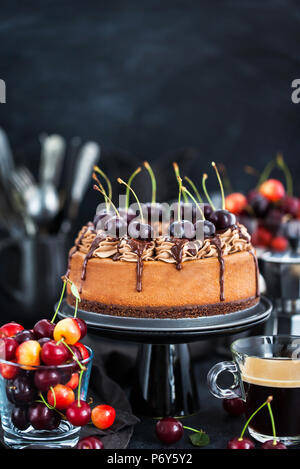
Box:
[79,235,105,293]
[211,235,225,301]
[249,250,259,297]
[65,224,94,277]
[170,239,188,270]
[128,239,152,292]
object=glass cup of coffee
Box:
[207,335,300,445]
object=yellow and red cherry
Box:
[41,340,68,366]
[225,193,247,215]
[74,318,87,340]
[34,368,61,392]
[16,340,41,368]
[2,337,18,360]
[155,417,183,444]
[76,436,104,449]
[47,384,75,410]
[0,361,18,379]
[15,329,36,344]
[53,318,81,345]
[91,405,116,430]
[227,437,255,449]
[74,342,89,360]
[66,400,91,426]
[261,440,287,450]
[0,322,24,338]
[66,372,79,390]
[33,319,55,340]
[259,179,285,202]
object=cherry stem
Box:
[266,401,278,446]
[184,176,203,203]
[256,159,276,189]
[93,179,121,218]
[143,161,156,204]
[218,163,233,194]
[212,162,225,210]
[51,280,66,324]
[239,396,273,440]
[77,369,84,407]
[181,185,205,220]
[74,297,79,318]
[38,392,54,411]
[173,162,188,203]
[277,153,293,196]
[118,178,144,224]
[93,172,110,212]
[183,425,201,433]
[50,386,56,409]
[61,340,86,372]
[126,167,141,209]
[93,165,112,204]
[202,174,216,211]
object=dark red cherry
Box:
[6,375,37,404]
[171,203,194,222]
[117,207,136,223]
[261,440,287,450]
[15,329,35,344]
[28,402,60,430]
[41,340,69,366]
[280,195,300,217]
[2,337,19,360]
[76,436,104,449]
[104,216,127,238]
[194,220,216,239]
[210,209,236,230]
[34,368,61,392]
[155,417,183,444]
[128,220,154,240]
[75,318,87,340]
[247,190,269,217]
[11,406,30,430]
[227,437,255,449]
[170,220,195,239]
[223,398,245,417]
[38,337,51,347]
[93,209,114,228]
[33,319,55,340]
[66,400,91,426]
[203,203,213,220]
[264,209,284,235]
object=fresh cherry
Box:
[14,329,35,344]
[41,340,69,366]
[33,319,55,340]
[16,340,41,367]
[264,209,285,235]
[223,398,245,417]
[0,361,18,379]
[225,193,248,215]
[76,436,104,449]
[66,400,91,426]
[74,342,89,361]
[53,318,81,345]
[34,368,61,392]
[128,220,154,240]
[2,337,19,361]
[280,195,300,218]
[210,209,236,230]
[91,405,116,430]
[68,345,82,371]
[194,220,216,239]
[270,236,288,252]
[104,216,127,238]
[11,406,30,430]
[169,220,195,239]
[28,402,60,430]
[259,179,285,202]
[47,384,75,410]
[66,372,79,390]
[38,337,51,347]
[74,318,87,340]
[93,209,114,228]
[117,207,136,223]
[247,190,269,217]
[6,375,37,404]
[261,440,287,450]
[251,226,272,247]
[227,437,255,449]
[155,417,183,444]
[0,322,24,338]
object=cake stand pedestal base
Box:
[58,297,272,417]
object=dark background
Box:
[1,0,300,228]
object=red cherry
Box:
[2,337,19,360]
[155,417,183,444]
[280,196,300,217]
[33,319,55,339]
[75,318,87,340]
[251,226,272,247]
[0,322,24,338]
[47,384,75,410]
[66,400,91,426]
[261,440,287,450]
[91,405,116,430]
[34,368,61,391]
[66,372,79,390]
[259,179,285,202]
[225,193,248,215]
[223,398,245,417]
[76,436,104,449]
[41,340,68,366]
[74,342,89,360]
[227,437,255,449]
[0,360,18,379]
[270,236,288,252]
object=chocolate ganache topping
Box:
[68,222,257,300]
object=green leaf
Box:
[189,430,210,447]
[70,282,81,302]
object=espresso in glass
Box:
[241,357,300,437]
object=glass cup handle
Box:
[207,361,241,399]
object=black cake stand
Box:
[58,297,272,417]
